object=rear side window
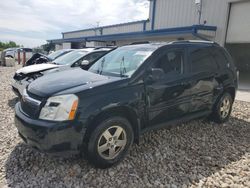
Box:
[189,47,218,73]
[153,49,184,75]
[83,51,106,63]
[210,48,229,69]
[211,47,235,69]
[23,48,32,52]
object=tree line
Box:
[0,41,21,51]
[0,41,55,53]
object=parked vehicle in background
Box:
[5,48,17,58]
[15,48,33,63]
[12,48,113,97]
[25,49,73,66]
[0,48,33,66]
[14,41,237,168]
[0,48,16,66]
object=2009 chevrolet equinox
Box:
[15,41,238,168]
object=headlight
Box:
[39,94,78,121]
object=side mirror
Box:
[148,68,165,81]
[81,60,90,66]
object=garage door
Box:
[226,1,250,43]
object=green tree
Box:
[0,41,20,51]
[42,42,55,53]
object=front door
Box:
[145,47,191,126]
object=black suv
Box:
[15,41,238,168]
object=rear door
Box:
[187,45,220,113]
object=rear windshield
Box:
[53,50,88,65]
[48,50,69,60]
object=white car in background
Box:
[12,48,114,97]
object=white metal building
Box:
[48,0,250,72]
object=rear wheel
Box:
[87,116,133,168]
[211,92,233,123]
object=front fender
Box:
[77,84,146,126]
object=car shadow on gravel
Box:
[8,97,19,109]
[4,117,250,187]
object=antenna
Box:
[195,0,202,25]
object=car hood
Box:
[16,63,60,74]
[28,68,112,97]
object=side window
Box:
[210,48,228,69]
[154,49,184,75]
[82,52,106,63]
[189,47,218,73]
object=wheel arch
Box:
[224,86,236,101]
[83,106,141,146]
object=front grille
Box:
[21,90,42,118]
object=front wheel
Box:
[87,116,134,168]
[211,92,233,123]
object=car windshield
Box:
[89,46,154,77]
[48,50,69,60]
[53,50,88,65]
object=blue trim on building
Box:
[62,20,148,34]
[151,0,157,30]
[48,25,217,43]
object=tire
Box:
[211,92,233,123]
[87,116,134,168]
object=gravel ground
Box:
[0,66,249,188]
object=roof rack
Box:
[129,41,150,45]
[94,46,116,50]
[171,40,217,44]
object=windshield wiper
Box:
[120,56,127,77]
[97,57,105,75]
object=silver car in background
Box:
[12,48,113,97]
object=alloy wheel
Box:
[97,125,127,160]
[220,96,231,119]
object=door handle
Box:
[215,85,223,92]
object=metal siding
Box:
[153,0,237,45]
[64,30,95,39]
[154,0,197,29]
[64,22,144,38]
[62,42,71,49]
[102,23,143,35]
[53,0,247,46]
[226,1,250,43]
[201,0,229,45]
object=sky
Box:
[0,0,149,48]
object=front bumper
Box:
[15,102,86,154]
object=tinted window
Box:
[210,48,228,68]
[82,51,107,63]
[190,47,218,73]
[53,50,88,65]
[23,48,32,52]
[154,50,184,75]
[48,50,70,60]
